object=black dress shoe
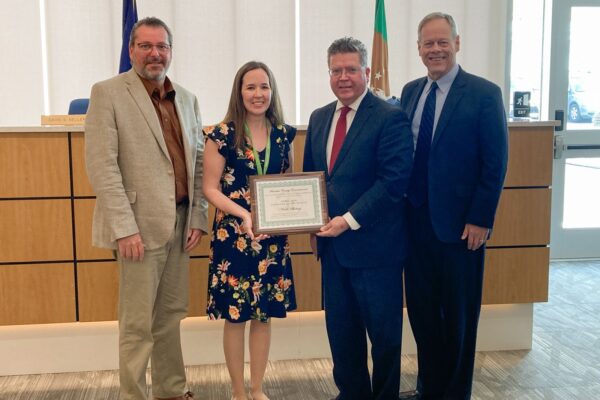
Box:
[399,390,420,399]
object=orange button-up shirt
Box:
[140,76,188,204]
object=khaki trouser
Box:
[118,204,190,400]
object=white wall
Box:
[0,0,508,127]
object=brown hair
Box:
[223,61,285,151]
[129,16,173,47]
[327,37,368,68]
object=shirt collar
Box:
[138,74,176,99]
[336,87,369,113]
[427,63,460,94]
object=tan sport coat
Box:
[85,69,208,250]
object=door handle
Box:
[554,135,565,159]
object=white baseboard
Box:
[0,304,532,376]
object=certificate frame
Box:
[249,172,329,235]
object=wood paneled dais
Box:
[71,132,95,197]
[0,263,75,325]
[189,258,209,317]
[0,133,70,197]
[289,233,311,253]
[292,254,322,311]
[488,188,551,246]
[77,262,119,322]
[0,199,73,263]
[483,247,550,304]
[504,127,554,187]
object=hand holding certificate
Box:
[249,172,329,235]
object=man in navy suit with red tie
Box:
[303,37,413,400]
[399,12,508,400]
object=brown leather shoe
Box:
[155,391,194,400]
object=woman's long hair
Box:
[223,61,285,151]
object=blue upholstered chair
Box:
[68,98,90,115]
[386,96,402,107]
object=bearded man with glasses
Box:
[85,16,207,400]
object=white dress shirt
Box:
[326,88,369,230]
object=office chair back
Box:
[68,98,90,115]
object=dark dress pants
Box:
[405,204,485,400]
[322,242,404,400]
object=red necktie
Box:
[330,106,351,173]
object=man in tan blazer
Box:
[85,17,207,400]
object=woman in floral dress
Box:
[202,61,296,400]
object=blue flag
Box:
[119,0,138,73]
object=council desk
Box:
[0,122,555,326]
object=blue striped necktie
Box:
[407,81,438,207]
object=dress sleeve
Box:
[203,122,232,159]
[284,124,297,143]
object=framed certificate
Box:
[249,172,329,235]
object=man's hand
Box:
[117,233,145,261]
[316,216,350,238]
[461,223,489,251]
[185,228,204,252]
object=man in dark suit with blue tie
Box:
[399,12,508,400]
[303,37,413,400]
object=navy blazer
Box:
[303,91,413,268]
[400,67,508,243]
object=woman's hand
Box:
[241,211,269,241]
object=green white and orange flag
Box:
[370,0,390,98]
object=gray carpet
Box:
[1,261,599,399]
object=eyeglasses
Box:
[329,66,363,77]
[136,42,171,53]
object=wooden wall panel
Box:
[483,247,550,304]
[0,133,70,198]
[289,233,311,253]
[0,200,73,263]
[504,127,554,187]
[71,132,95,197]
[292,130,306,173]
[77,262,119,322]
[189,258,209,317]
[292,254,322,311]
[0,133,71,198]
[488,188,551,246]
[74,199,114,260]
[0,263,75,325]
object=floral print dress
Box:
[205,121,297,323]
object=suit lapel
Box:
[432,68,467,148]
[408,78,428,121]
[329,92,375,176]
[174,93,194,173]
[124,70,171,160]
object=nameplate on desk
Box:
[41,115,86,126]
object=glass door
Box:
[550,0,600,259]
